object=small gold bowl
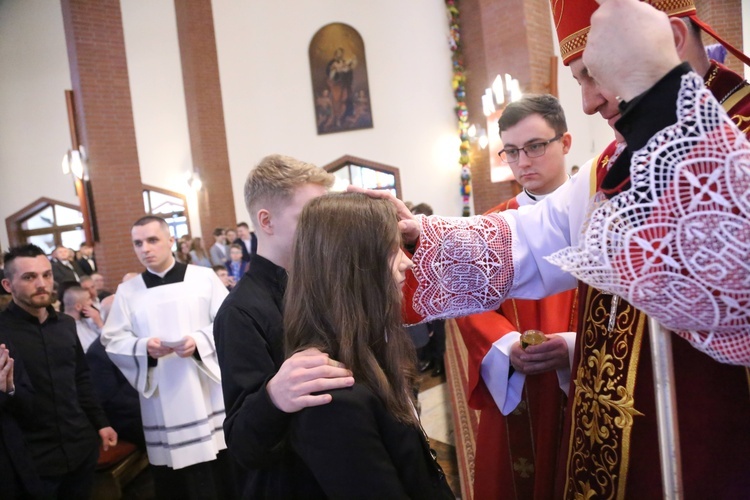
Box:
[520,329,546,349]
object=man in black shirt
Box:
[214,154,354,497]
[233,221,257,263]
[49,246,83,286]
[0,341,42,498]
[0,244,117,499]
[77,242,97,276]
[85,339,144,448]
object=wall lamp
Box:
[187,171,203,191]
[61,146,88,180]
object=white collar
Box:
[148,258,176,278]
[523,175,570,202]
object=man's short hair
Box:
[212,227,225,237]
[236,222,249,230]
[498,94,568,136]
[411,203,434,216]
[3,244,46,281]
[79,275,93,284]
[229,243,243,251]
[52,246,68,259]
[55,280,82,312]
[684,17,704,43]
[243,154,334,219]
[133,215,170,232]
[212,265,227,273]
[62,285,88,312]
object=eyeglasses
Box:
[498,134,563,163]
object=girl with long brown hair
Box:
[175,236,192,265]
[188,237,212,267]
[284,192,454,499]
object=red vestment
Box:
[555,63,750,499]
[706,60,750,132]
[404,63,750,499]
[455,195,579,500]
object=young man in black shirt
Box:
[214,154,354,497]
[0,244,117,498]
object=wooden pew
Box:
[92,441,148,499]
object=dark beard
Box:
[18,293,52,311]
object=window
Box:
[5,198,85,254]
[323,155,401,199]
[142,186,190,247]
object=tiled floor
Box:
[419,377,453,445]
[120,370,461,499]
[417,371,461,498]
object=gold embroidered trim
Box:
[646,0,696,17]
[617,305,646,499]
[568,287,579,333]
[707,63,750,137]
[511,299,521,332]
[559,26,589,63]
[723,85,750,114]
[588,150,605,196]
[564,288,646,499]
[704,64,720,89]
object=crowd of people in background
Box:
[0,219,265,498]
[0,154,453,499]
[0,219,260,308]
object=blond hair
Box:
[244,154,334,219]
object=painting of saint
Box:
[309,23,373,134]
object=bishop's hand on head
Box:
[347,185,421,245]
[584,0,681,102]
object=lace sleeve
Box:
[411,213,515,321]
[546,72,750,366]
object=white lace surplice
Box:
[548,73,750,365]
[412,213,514,320]
[412,156,593,321]
[413,73,750,366]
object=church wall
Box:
[0,0,459,256]
[1,0,747,254]
[211,0,460,221]
[695,0,744,76]
[0,0,76,252]
[119,0,202,236]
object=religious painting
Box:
[309,23,373,135]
